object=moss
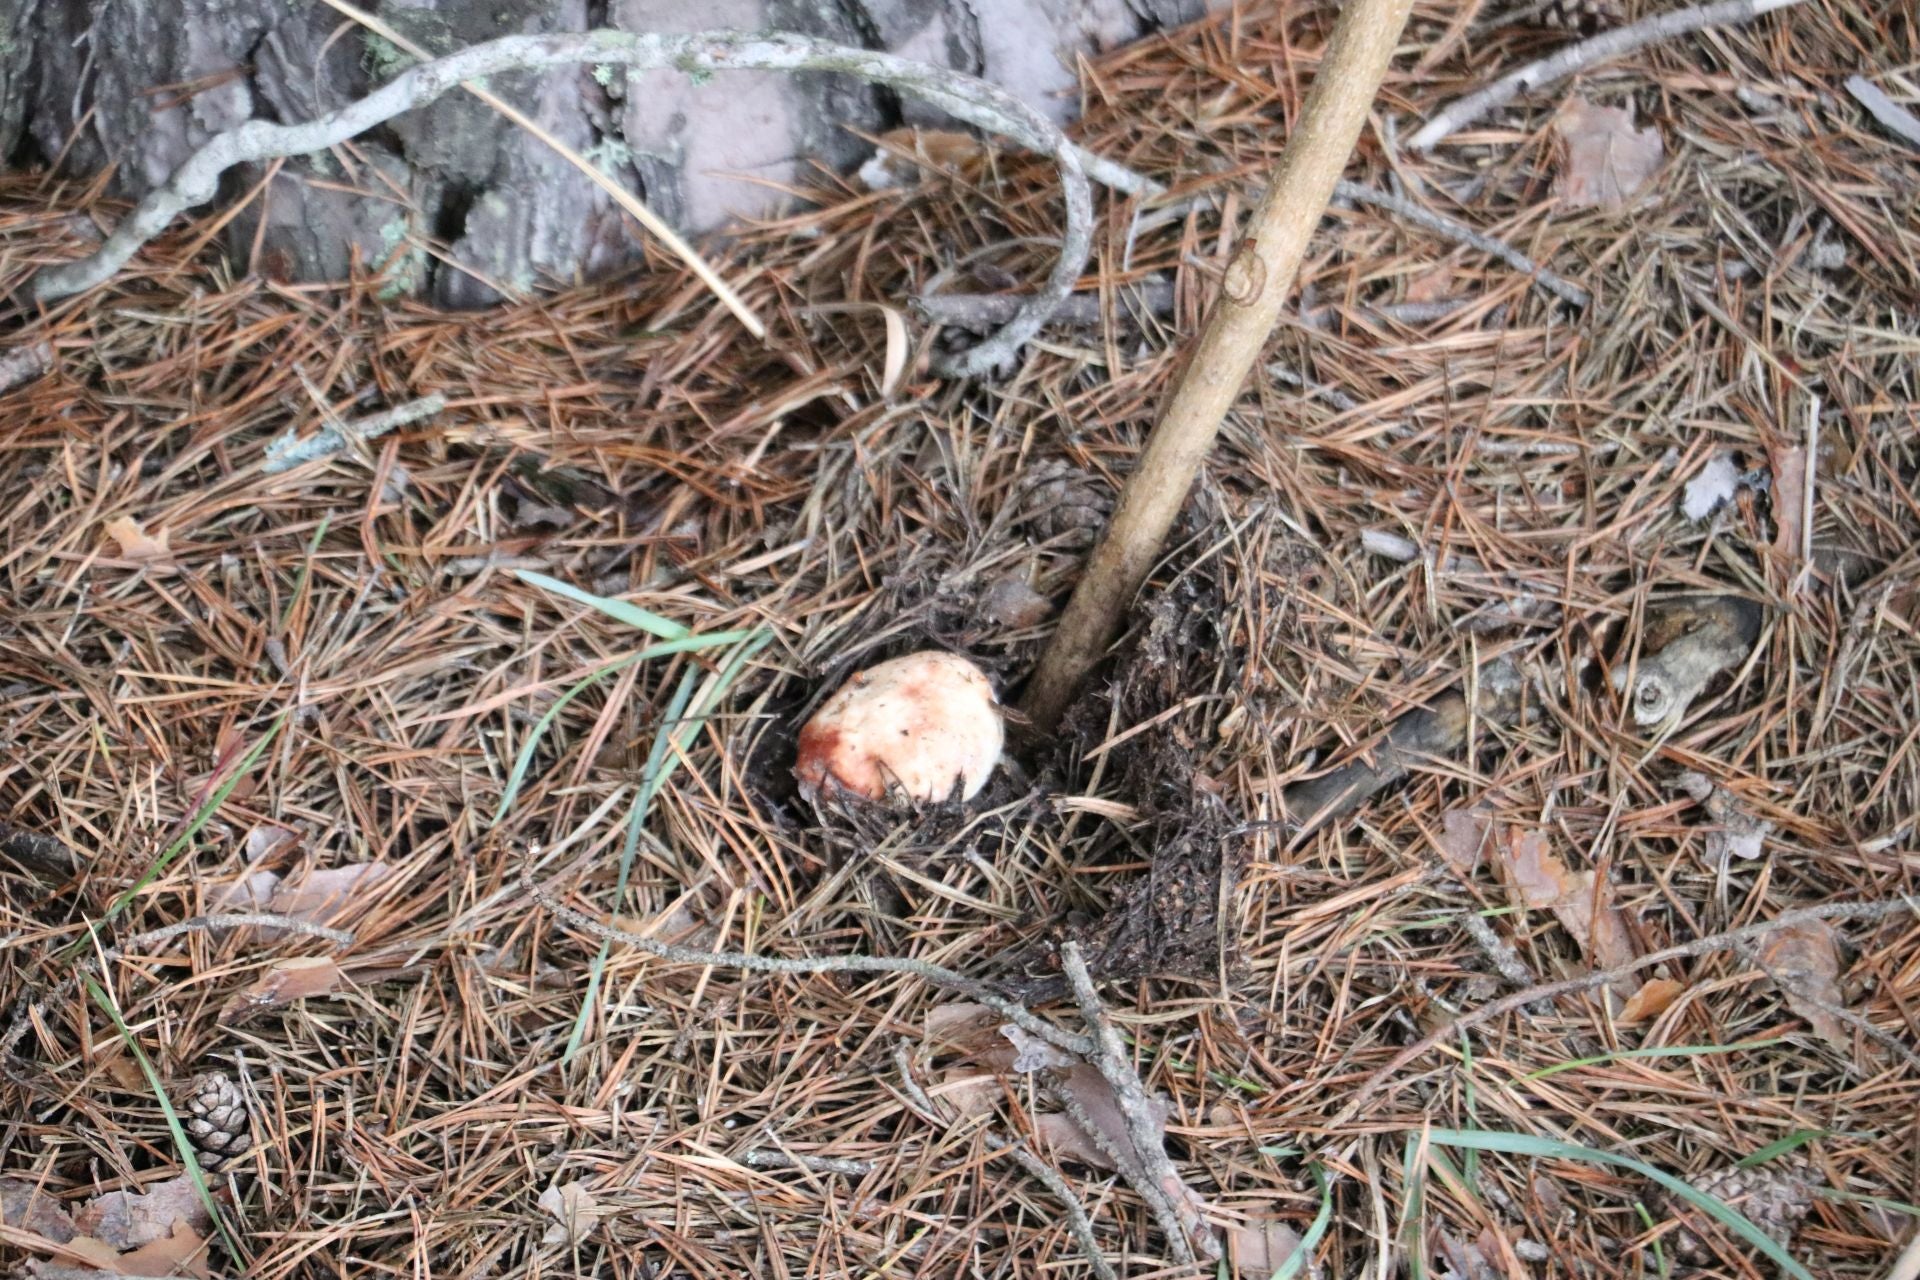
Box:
[584,137,632,174]
[361,34,417,81]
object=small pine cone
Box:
[1667,1160,1813,1264]
[1538,0,1624,33]
[181,1071,250,1172]
[1019,460,1112,550]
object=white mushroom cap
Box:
[795,650,1004,804]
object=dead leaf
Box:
[242,825,299,864]
[101,518,172,563]
[264,863,390,928]
[1,1178,75,1243]
[1620,977,1686,1022]
[1404,264,1458,305]
[218,955,351,1023]
[1436,807,1492,876]
[71,1177,208,1252]
[1500,829,1636,975]
[1034,1062,1170,1172]
[934,1067,1002,1118]
[110,1222,214,1279]
[1554,96,1663,211]
[1759,921,1849,1049]
[538,1181,600,1246]
[1771,445,1807,561]
[1228,1214,1315,1278]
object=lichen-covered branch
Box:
[28,30,1091,381]
[1407,0,1805,150]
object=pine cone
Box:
[180,1071,250,1172]
[1667,1160,1813,1264]
[1538,0,1625,34]
[1020,461,1111,550]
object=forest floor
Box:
[3,1,1919,1278]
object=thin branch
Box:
[264,394,447,473]
[1021,0,1417,731]
[3,913,356,1063]
[1332,181,1590,308]
[26,30,1090,382]
[741,1150,878,1176]
[1338,898,1920,1121]
[1060,942,1219,1263]
[893,1043,1119,1280]
[1407,0,1806,150]
[317,0,761,336]
[524,873,1092,1057]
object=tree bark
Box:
[4,0,1211,305]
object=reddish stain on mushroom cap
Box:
[794,651,1003,803]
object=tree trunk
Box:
[3,0,1208,306]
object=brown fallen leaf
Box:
[1034,1062,1171,1172]
[1553,96,1664,211]
[1,1177,75,1243]
[1436,807,1493,876]
[218,955,351,1023]
[109,1223,215,1279]
[1500,829,1637,975]
[101,518,172,563]
[538,1181,600,1246]
[1436,1228,1499,1280]
[1619,977,1686,1023]
[263,863,391,929]
[1403,263,1458,305]
[1771,445,1807,562]
[1759,921,1849,1050]
[1227,1214,1315,1278]
[857,127,988,189]
[71,1177,208,1252]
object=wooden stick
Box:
[1019,0,1416,731]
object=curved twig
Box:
[524,872,1093,1057]
[27,30,1090,380]
[1407,0,1805,150]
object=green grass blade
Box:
[563,667,698,1064]
[1423,1128,1815,1280]
[1523,1038,1784,1080]
[515,569,691,641]
[1739,1131,1827,1168]
[491,631,756,826]
[279,515,332,632]
[1270,1164,1334,1280]
[83,976,245,1262]
[77,713,287,953]
[562,630,770,1062]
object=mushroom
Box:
[795,651,1003,804]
